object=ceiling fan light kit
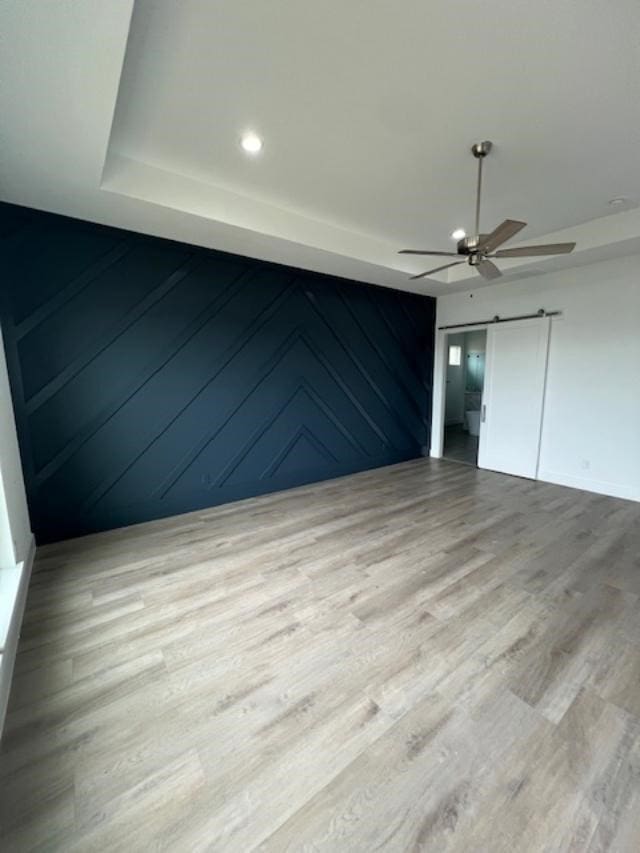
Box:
[400,141,576,281]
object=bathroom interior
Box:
[443,329,487,465]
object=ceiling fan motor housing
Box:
[458,234,487,256]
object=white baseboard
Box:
[537,470,638,502]
[428,454,638,502]
[0,534,36,738]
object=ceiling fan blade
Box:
[410,261,465,281]
[475,259,502,280]
[494,242,576,258]
[399,250,461,257]
[476,219,527,253]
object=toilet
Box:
[466,410,481,436]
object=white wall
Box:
[432,254,640,502]
[0,326,31,569]
[0,325,34,736]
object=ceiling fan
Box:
[399,141,576,281]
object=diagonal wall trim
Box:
[32,260,254,485]
[367,289,431,392]
[214,362,373,492]
[262,424,339,479]
[158,318,387,502]
[215,381,319,488]
[24,252,201,412]
[303,289,416,448]
[93,276,301,508]
[15,239,135,341]
[364,289,422,383]
[397,295,423,337]
[289,353,371,457]
[0,202,435,543]
[161,329,323,495]
[336,287,429,427]
[295,332,389,455]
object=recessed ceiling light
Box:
[240,132,263,154]
[451,228,466,240]
[608,197,627,207]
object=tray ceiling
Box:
[2,0,640,294]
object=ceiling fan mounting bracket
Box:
[471,140,493,159]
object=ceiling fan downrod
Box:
[471,140,493,238]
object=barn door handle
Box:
[481,404,486,423]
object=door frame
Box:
[431,317,554,476]
[431,323,490,460]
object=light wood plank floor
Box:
[2,459,640,852]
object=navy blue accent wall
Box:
[0,202,435,544]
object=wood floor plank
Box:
[1,458,639,851]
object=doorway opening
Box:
[443,329,487,466]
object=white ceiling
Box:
[2,0,640,295]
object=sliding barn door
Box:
[478,318,550,479]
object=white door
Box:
[478,318,550,479]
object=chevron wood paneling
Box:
[0,203,435,543]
